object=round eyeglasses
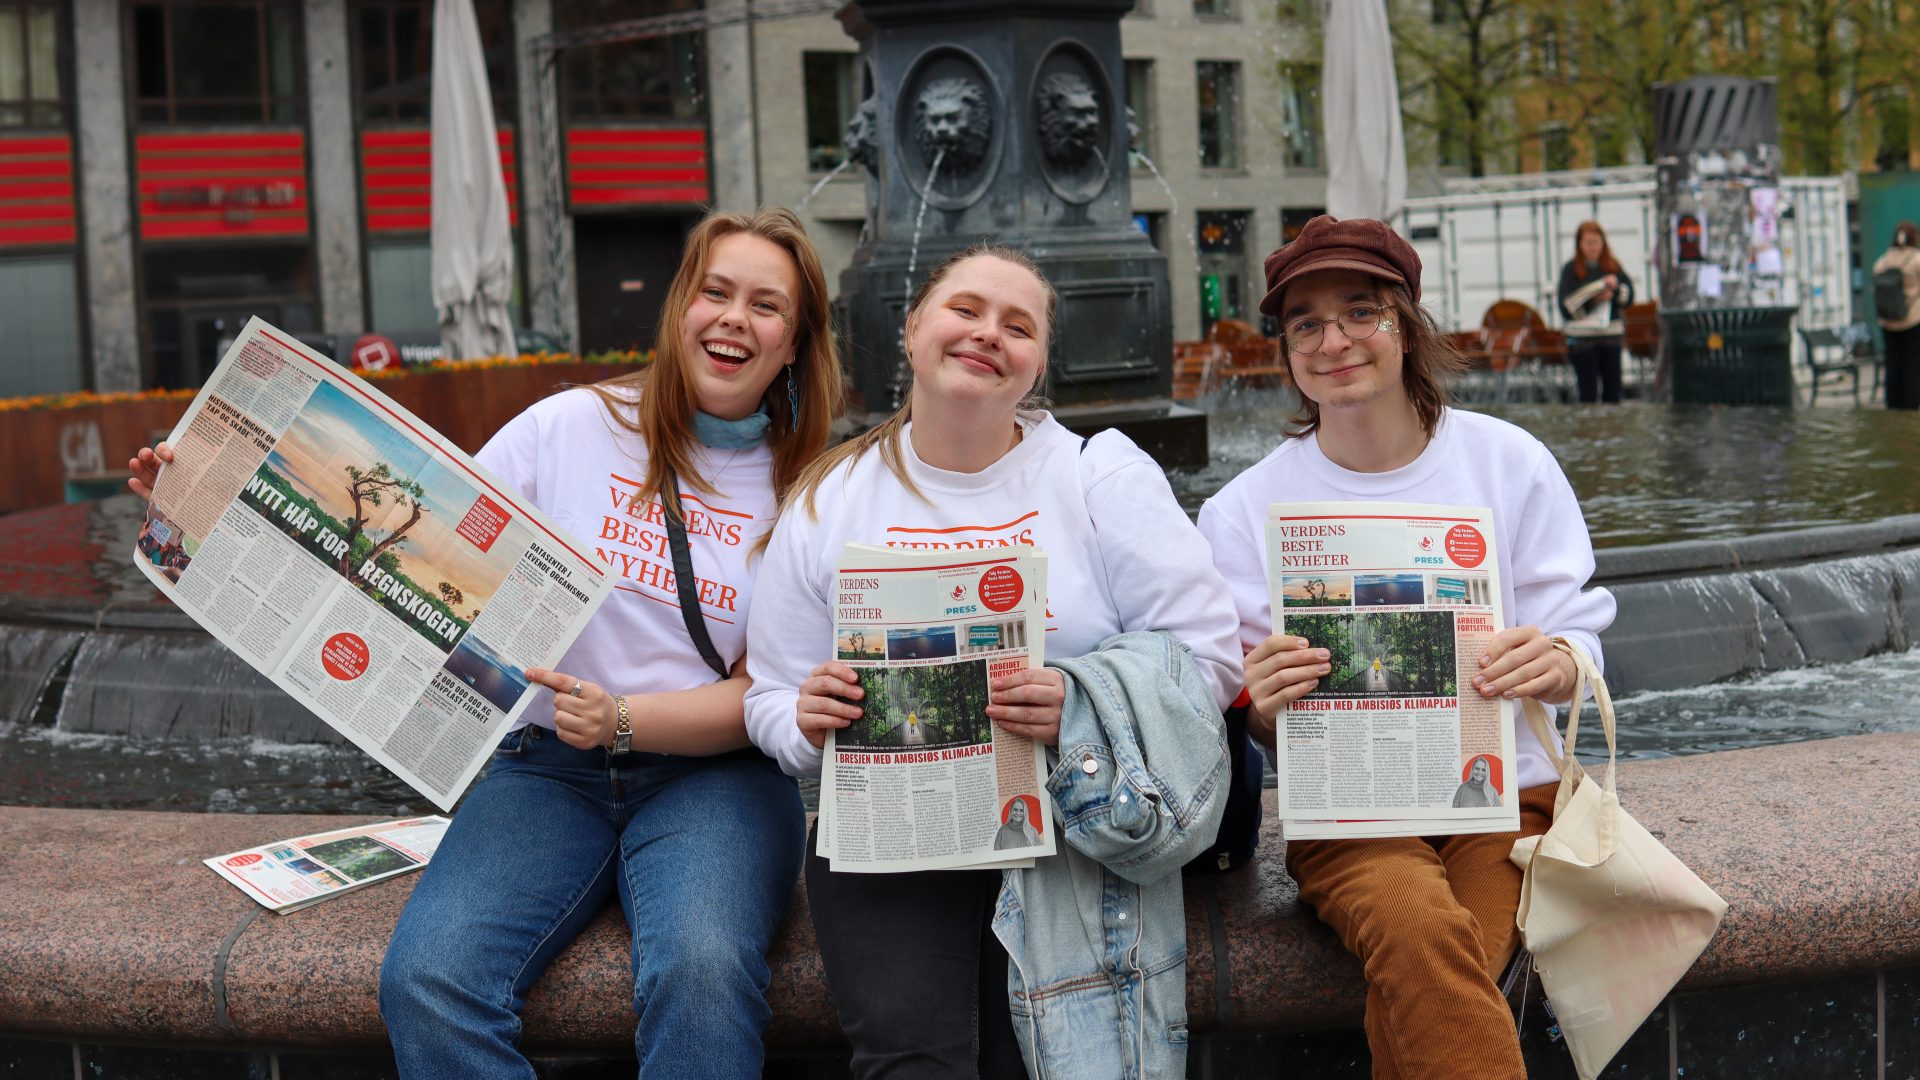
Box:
[1283,305,1393,354]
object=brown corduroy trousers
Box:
[1286,781,1558,1080]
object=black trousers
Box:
[805,823,1027,1080]
[1886,325,1920,409]
[1568,339,1624,404]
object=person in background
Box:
[1873,220,1920,410]
[1199,215,1616,1080]
[1557,221,1636,404]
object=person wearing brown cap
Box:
[1195,215,1616,1079]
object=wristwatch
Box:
[612,695,632,754]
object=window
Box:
[1194,0,1231,16]
[0,1,64,128]
[1196,60,1239,169]
[1542,123,1572,172]
[1196,209,1249,336]
[354,0,513,124]
[1280,63,1321,170]
[802,52,856,172]
[561,0,704,122]
[0,255,82,395]
[1123,59,1154,163]
[132,1,302,125]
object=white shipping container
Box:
[1391,173,1850,365]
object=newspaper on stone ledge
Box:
[817,544,1055,872]
[206,816,451,913]
[135,317,614,812]
[1267,503,1519,840]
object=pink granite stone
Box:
[2,730,1916,1052]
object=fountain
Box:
[830,0,1205,466]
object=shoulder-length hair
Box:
[1894,220,1920,249]
[787,244,1058,518]
[1570,220,1622,279]
[587,207,843,517]
[1278,281,1465,441]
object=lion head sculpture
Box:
[1036,72,1103,168]
[845,96,880,175]
[912,76,992,174]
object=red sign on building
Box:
[135,131,311,240]
[0,134,77,249]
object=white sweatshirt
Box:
[477,387,776,730]
[1196,408,1617,791]
[744,413,1243,779]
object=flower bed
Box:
[0,353,649,515]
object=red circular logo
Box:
[350,333,400,372]
[1444,525,1487,569]
[226,853,263,868]
[321,632,370,680]
[977,566,1024,613]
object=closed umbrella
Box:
[1322,0,1407,223]
[431,0,516,361]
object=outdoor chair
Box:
[1624,302,1661,396]
[1796,325,1881,406]
[1477,300,1558,403]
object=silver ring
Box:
[570,681,584,698]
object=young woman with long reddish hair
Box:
[1557,221,1636,404]
[128,207,843,1078]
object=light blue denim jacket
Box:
[993,631,1229,1080]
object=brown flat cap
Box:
[1260,215,1422,316]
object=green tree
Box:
[337,462,428,578]
[1394,0,1539,177]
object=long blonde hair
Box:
[788,245,1058,518]
[587,208,843,516]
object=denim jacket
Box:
[993,631,1229,1080]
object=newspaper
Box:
[816,544,1055,872]
[135,318,614,811]
[205,816,450,913]
[1267,503,1518,840]
[1564,276,1614,333]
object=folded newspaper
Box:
[818,544,1055,872]
[133,318,615,811]
[205,816,450,913]
[1267,503,1518,840]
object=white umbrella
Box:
[1321,0,1407,223]
[431,0,517,361]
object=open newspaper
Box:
[1267,503,1518,840]
[1564,276,1614,333]
[817,544,1055,872]
[205,816,450,913]
[134,318,614,811]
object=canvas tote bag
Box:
[1510,638,1728,1080]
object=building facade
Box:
[0,0,1324,397]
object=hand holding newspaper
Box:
[817,544,1055,872]
[206,816,450,913]
[133,318,614,811]
[1267,503,1518,840]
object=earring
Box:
[786,366,800,424]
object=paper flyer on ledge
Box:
[818,543,1054,873]
[1267,502,1518,840]
[134,317,614,812]
[205,816,451,914]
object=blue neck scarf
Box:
[693,406,771,449]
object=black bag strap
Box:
[659,476,730,680]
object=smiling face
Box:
[1469,758,1489,785]
[677,231,803,420]
[1280,268,1408,417]
[1007,799,1028,826]
[905,254,1051,417]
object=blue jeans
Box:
[379,725,805,1079]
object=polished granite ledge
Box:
[2,732,1917,1074]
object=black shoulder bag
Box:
[658,476,730,680]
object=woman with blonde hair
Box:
[305,207,831,1077]
[744,245,1242,1078]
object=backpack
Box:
[1874,266,1908,322]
